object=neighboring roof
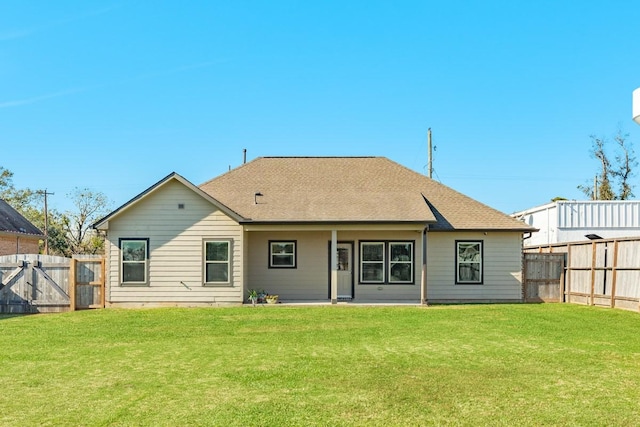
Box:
[0,199,43,236]
[513,199,640,229]
[511,201,558,218]
[92,172,245,230]
[199,156,534,231]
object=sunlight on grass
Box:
[0,304,639,426]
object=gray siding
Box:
[246,230,423,301]
[343,230,423,301]
[426,231,523,302]
[105,180,244,305]
[246,229,524,302]
[246,231,331,300]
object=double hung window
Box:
[269,241,296,268]
[121,239,148,284]
[456,241,483,284]
[389,242,413,283]
[360,242,385,283]
[360,241,414,284]
[205,240,231,284]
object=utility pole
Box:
[37,189,54,254]
[427,128,433,178]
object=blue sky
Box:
[1,1,639,215]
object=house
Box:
[512,200,640,247]
[93,156,535,306]
[0,199,43,255]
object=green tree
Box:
[0,166,37,211]
[1,167,111,255]
[578,130,636,200]
[20,204,70,256]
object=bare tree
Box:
[612,130,636,200]
[62,188,111,255]
[578,130,635,200]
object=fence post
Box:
[560,253,566,303]
[610,240,619,309]
[566,244,572,303]
[69,258,76,312]
[522,253,528,302]
[590,242,596,306]
[100,257,106,308]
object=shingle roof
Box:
[199,157,534,231]
[0,199,43,236]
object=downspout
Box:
[420,225,429,305]
[330,230,338,304]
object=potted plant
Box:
[257,289,267,304]
[265,294,279,304]
[247,289,259,307]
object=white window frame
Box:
[120,238,148,285]
[456,240,483,284]
[360,241,385,283]
[388,241,414,284]
[269,241,297,268]
[204,240,231,285]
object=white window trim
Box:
[360,241,385,283]
[269,240,297,268]
[120,238,149,286]
[388,241,414,284]
[204,239,232,286]
[456,240,483,285]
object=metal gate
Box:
[0,254,104,313]
[523,253,566,303]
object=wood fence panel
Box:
[0,254,104,313]
[569,244,592,268]
[617,241,640,267]
[34,260,71,310]
[567,270,591,295]
[523,253,564,302]
[616,271,640,298]
[73,258,104,309]
[526,237,640,312]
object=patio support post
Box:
[331,229,338,304]
[420,226,428,305]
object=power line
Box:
[36,189,54,254]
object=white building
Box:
[634,87,640,125]
[512,200,640,247]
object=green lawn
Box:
[1,304,639,426]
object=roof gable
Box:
[199,157,534,231]
[0,199,43,236]
[93,172,244,230]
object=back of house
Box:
[94,156,534,306]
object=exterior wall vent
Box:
[178,203,185,209]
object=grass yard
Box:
[1,304,639,426]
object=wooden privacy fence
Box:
[523,253,565,303]
[524,237,640,312]
[0,254,104,313]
